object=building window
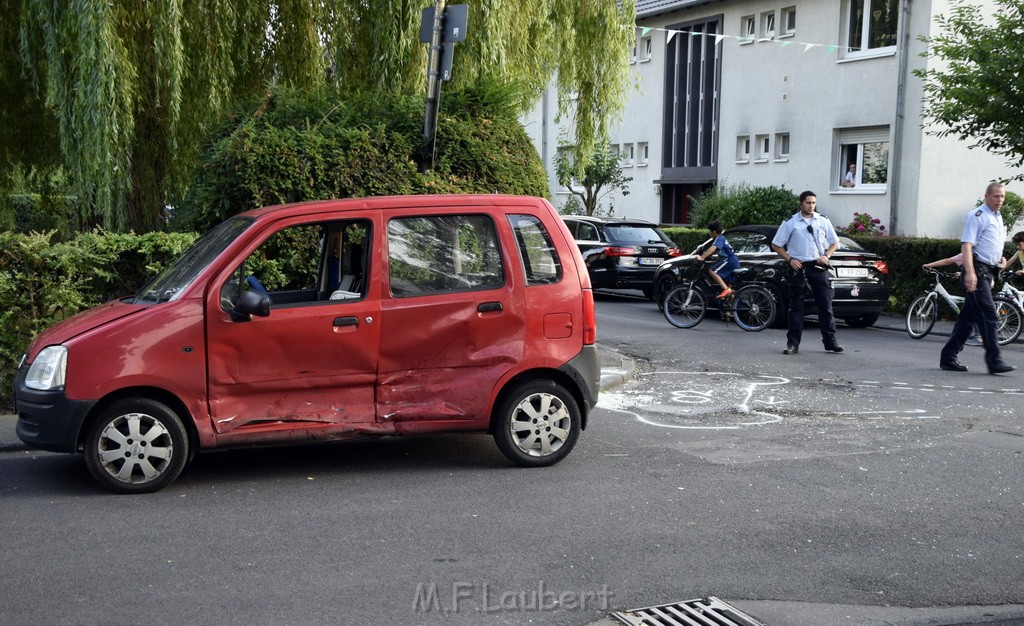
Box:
[761,11,776,40]
[623,143,635,167]
[847,0,898,56]
[640,35,653,61]
[836,126,890,190]
[775,133,790,160]
[638,142,649,166]
[781,7,796,36]
[755,134,770,161]
[630,40,637,63]
[736,136,751,162]
[740,15,755,43]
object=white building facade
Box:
[522,0,1016,238]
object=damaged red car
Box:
[14,195,600,493]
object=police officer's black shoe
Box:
[988,363,1015,375]
[783,345,798,355]
[940,361,968,372]
[824,345,844,353]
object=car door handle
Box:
[478,302,502,313]
[333,316,359,327]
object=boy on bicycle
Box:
[698,220,741,299]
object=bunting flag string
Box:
[627,23,863,56]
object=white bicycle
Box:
[906,269,1023,345]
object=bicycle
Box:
[662,267,777,331]
[906,268,1023,345]
[996,270,1024,310]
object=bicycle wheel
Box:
[662,285,706,328]
[731,285,776,332]
[994,296,1023,345]
[906,293,937,339]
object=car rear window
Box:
[838,236,865,251]
[604,224,667,244]
[509,215,562,285]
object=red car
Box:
[14,195,600,493]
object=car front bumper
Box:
[13,364,95,453]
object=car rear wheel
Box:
[843,313,880,328]
[84,398,189,494]
[493,380,580,467]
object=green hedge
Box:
[0,231,196,410]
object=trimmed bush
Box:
[689,182,798,229]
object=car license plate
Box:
[837,267,869,277]
[638,257,662,266]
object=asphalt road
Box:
[1,291,1023,626]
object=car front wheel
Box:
[493,380,581,467]
[654,274,676,304]
[84,398,189,494]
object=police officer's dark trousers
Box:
[786,266,837,348]
[941,268,1002,367]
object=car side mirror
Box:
[229,290,271,322]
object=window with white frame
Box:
[740,15,755,43]
[836,126,890,190]
[781,7,796,36]
[640,35,653,61]
[847,0,898,56]
[761,11,776,40]
[736,136,751,162]
[630,40,637,63]
[755,135,770,161]
[622,143,635,167]
[775,132,790,160]
[637,142,649,166]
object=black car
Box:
[562,215,681,297]
[652,224,890,327]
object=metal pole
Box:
[423,0,447,144]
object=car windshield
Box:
[605,224,667,244]
[131,217,255,304]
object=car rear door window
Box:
[509,214,562,286]
[388,215,505,296]
[727,231,772,254]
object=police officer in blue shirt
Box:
[940,182,1015,375]
[770,190,843,355]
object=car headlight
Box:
[25,346,68,391]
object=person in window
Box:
[698,220,740,299]
[841,163,857,188]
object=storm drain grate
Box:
[611,596,767,626]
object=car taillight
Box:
[582,288,597,345]
[603,246,637,257]
[666,247,681,257]
[873,260,889,274]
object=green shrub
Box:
[0,230,195,410]
[178,84,547,232]
[689,182,798,228]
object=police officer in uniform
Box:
[771,190,843,355]
[940,182,1015,375]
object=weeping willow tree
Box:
[9,0,634,232]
